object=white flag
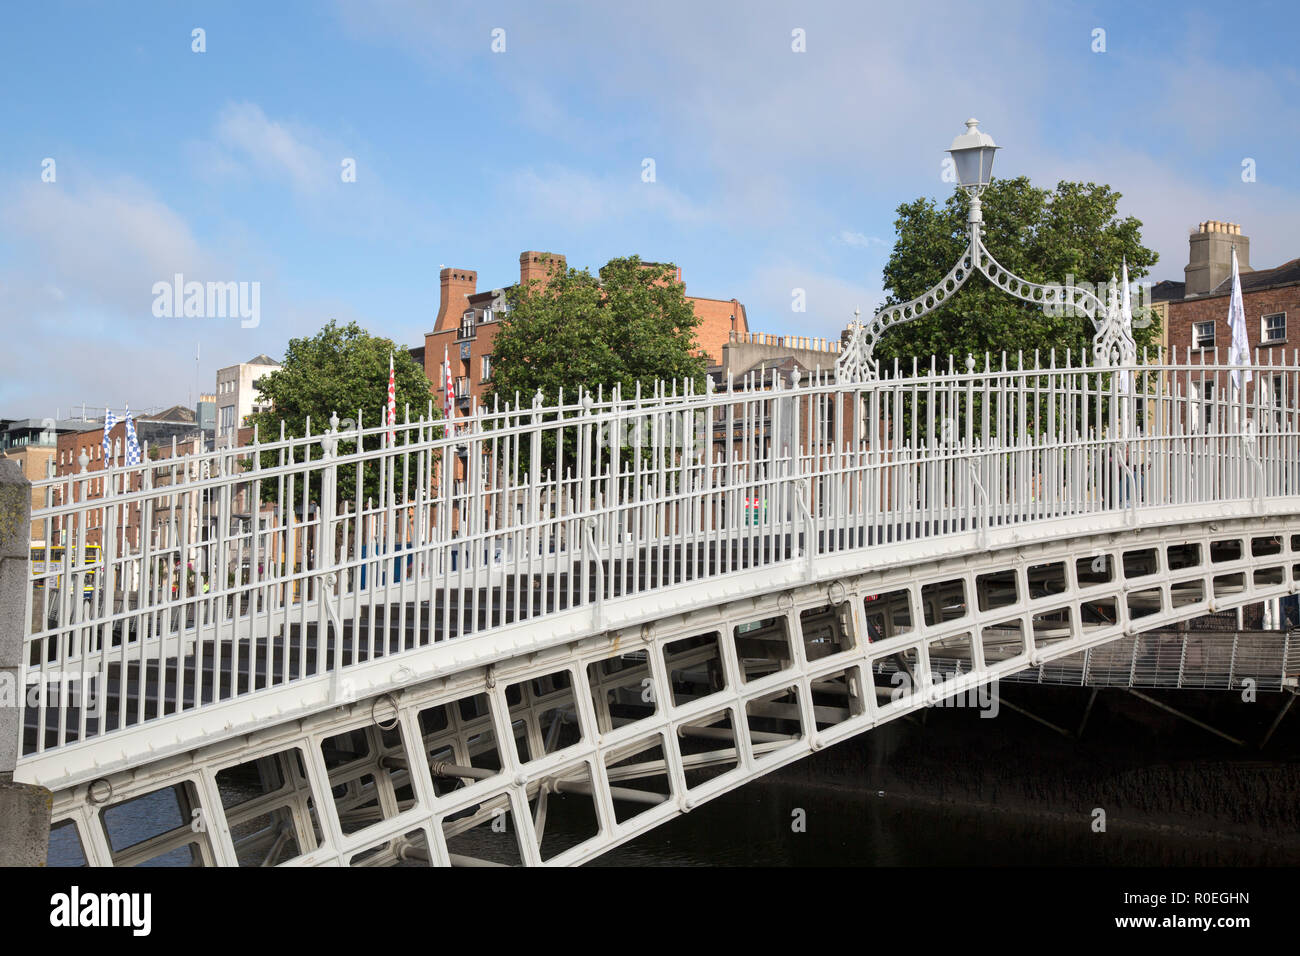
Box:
[1227,246,1252,392]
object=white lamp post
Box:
[836,118,1130,383]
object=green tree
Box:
[874,177,1160,370]
[487,255,708,405]
[246,320,435,506]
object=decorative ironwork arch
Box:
[836,216,1134,382]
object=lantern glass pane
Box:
[952,146,997,188]
[953,149,982,188]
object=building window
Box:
[1193,321,1215,349]
[1263,312,1286,344]
[481,308,493,324]
[481,354,492,382]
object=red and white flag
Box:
[443,345,455,436]
[386,351,397,446]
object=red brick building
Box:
[422,251,749,416]
[1156,221,1299,358]
[1153,221,1300,403]
[49,418,255,553]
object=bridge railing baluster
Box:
[18,349,1300,761]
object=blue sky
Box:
[1,0,1297,415]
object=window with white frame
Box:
[1193,321,1215,349]
[1262,312,1286,344]
[481,354,492,382]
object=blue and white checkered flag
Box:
[102,407,117,462]
[124,409,140,466]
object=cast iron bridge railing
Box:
[18,348,1300,771]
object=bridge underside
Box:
[37,514,1300,866]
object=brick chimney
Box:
[1184,221,1251,296]
[435,267,477,332]
[519,251,565,289]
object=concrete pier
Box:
[0,457,51,865]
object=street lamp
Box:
[947,118,999,192]
[947,117,999,224]
[835,117,1130,383]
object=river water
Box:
[592,768,1300,866]
[47,688,1300,867]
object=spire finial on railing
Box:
[321,412,341,460]
[1092,269,1137,370]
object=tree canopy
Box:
[246,320,434,505]
[874,177,1160,370]
[487,255,708,405]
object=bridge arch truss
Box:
[42,512,1300,867]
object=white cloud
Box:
[1,179,219,314]
[837,231,888,249]
[1029,146,1300,282]
[745,258,882,339]
[508,165,710,226]
[211,102,332,194]
[0,177,288,413]
[346,0,1300,284]
[192,101,443,243]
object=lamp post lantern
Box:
[947,117,999,223]
[836,118,1134,383]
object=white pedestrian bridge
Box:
[16,348,1300,866]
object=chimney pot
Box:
[1185,219,1250,295]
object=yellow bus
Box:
[30,543,101,595]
